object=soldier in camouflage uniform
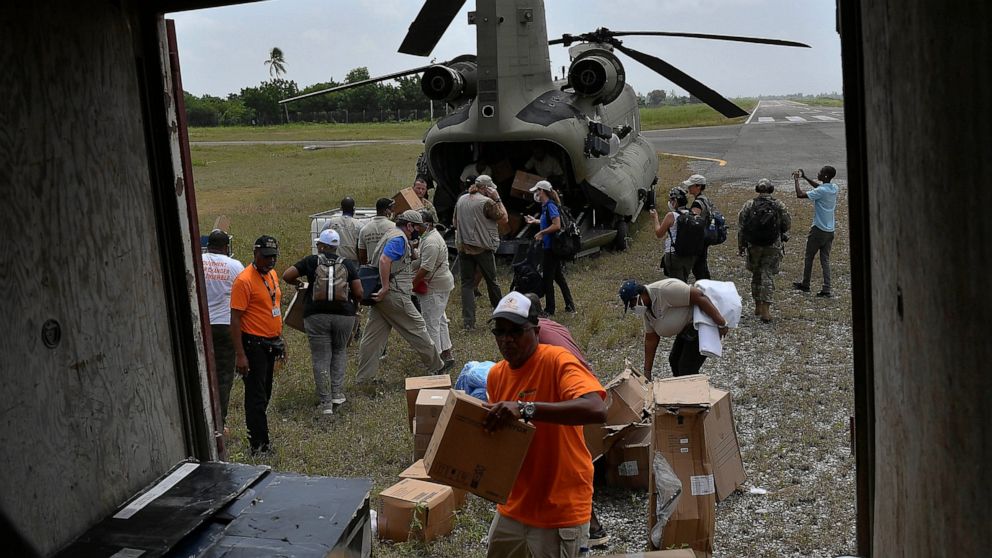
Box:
[738,179,791,323]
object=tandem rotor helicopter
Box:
[281,0,809,254]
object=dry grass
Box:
[193,138,854,557]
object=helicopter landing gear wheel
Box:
[613,219,629,251]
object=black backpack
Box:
[742,197,782,246]
[671,210,706,257]
[551,205,581,260]
[697,197,728,246]
[511,241,545,297]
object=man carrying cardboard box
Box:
[482,291,607,558]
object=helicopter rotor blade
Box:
[607,31,810,48]
[399,0,467,56]
[614,43,748,119]
[280,64,438,104]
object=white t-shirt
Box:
[202,252,245,325]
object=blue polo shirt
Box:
[806,182,838,232]
[541,200,560,250]
[382,236,406,260]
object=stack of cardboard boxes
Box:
[586,369,745,556]
[378,379,536,543]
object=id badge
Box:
[272,307,281,317]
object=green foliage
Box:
[639,100,758,130]
[239,78,299,125]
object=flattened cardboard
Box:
[283,288,306,333]
[606,422,652,489]
[705,387,745,501]
[378,478,454,542]
[392,187,425,216]
[511,170,543,200]
[400,459,468,508]
[414,389,449,434]
[406,375,452,432]
[652,375,711,408]
[424,390,535,503]
[605,368,652,426]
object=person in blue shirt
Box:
[524,180,576,316]
[355,210,444,386]
[792,166,839,297]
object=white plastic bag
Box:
[650,451,683,548]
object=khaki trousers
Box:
[486,512,588,558]
[355,291,442,382]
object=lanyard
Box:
[257,267,277,307]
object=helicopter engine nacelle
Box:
[421,58,478,105]
[567,49,626,105]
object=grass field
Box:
[188,101,764,142]
[191,119,854,556]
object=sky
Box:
[169,0,843,100]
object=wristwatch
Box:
[518,401,536,423]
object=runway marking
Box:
[786,116,807,122]
[813,115,840,121]
[658,152,727,166]
[758,117,775,123]
[744,100,761,125]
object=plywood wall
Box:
[860,0,992,554]
[0,2,188,554]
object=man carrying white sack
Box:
[618,278,731,379]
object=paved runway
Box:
[642,99,847,189]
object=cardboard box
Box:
[424,390,536,503]
[604,368,652,426]
[647,375,745,553]
[510,170,543,200]
[400,459,468,508]
[378,478,455,542]
[392,187,424,215]
[606,422,652,489]
[414,389,449,434]
[413,432,432,461]
[406,375,452,432]
[584,422,636,462]
[282,288,306,332]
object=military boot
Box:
[759,302,773,323]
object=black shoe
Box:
[816,290,832,298]
[538,311,552,318]
[250,443,274,457]
[564,304,577,313]
[792,282,810,292]
[588,527,610,547]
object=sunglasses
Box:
[490,325,535,338]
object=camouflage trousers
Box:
[746,244,783,303]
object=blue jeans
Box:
[304,313,356,404]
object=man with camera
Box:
[792,166,839,297]
[738,178,792,322]
[230,235,285,456]
[453,174,508,330]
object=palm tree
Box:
[264,47,287,78]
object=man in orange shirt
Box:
[231,235,284,456]
[483,291,607,558]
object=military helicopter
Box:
[281,0,808,254]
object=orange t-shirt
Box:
[486,344,606,528]
[230,265,282,338]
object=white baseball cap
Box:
[489,291,540,325]
[529,180,553,192]
[318,228,340,246]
